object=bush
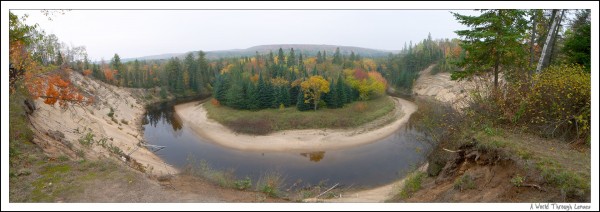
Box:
[234,177,252,190]
[211,98,220,107]
[398,172,425,199]
[454,174,476,191]
[467,64,590,142]
[528,64,590,140]
[107,107,114,118]
[258,171,284,198]
[78,132,95,147]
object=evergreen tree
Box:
[316,51,323,63]
[245,81,259,110]
[277,48,285,65]
[213,74,228,103]
[257,75,274,109]
[296,91,312,111]
[333,47,342,64]
[562,9,591,72]
[452,10,528,90]
[324,79,339,108]
[225,82,246,109]
[288,48,296,67]
[268,50,274,63]
[289,85,300,106]
[336,76,347,107]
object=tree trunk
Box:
[548,10,565,66]
[529,11,537,75]
[314,99,318,111]
[494,53,500,92]
[536,9,562,73]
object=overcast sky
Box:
[12,10,481,61]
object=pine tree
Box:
[257,75,274,109]
[225,81,246,109]
[333,47,342,64]
[316,51,323,63]
[324,79,339,108]
[452,10,528,90]
[213,74,229,103]
[278,48,285,65]
[336,76,347,107]
[288,48,296,67]
[296,91,312,111]
[245,81,259,110]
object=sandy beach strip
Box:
[174,97,417,152]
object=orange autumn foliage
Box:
[211,98,221,107]
[26,72,93,108]
[82,69,92,76]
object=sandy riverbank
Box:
[174,97,417,152]
[29,72,178,175]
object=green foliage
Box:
[398,172,425,199]
[9,87,34,161]
[258,171,284,198]
[454,174,476,191]
[452,10,528,89]
[107,107,114,118]
[510,174,524,187]
[234,177,253,190]
[207,96,395,135]
[562,10,591,72]
[296,91,312,111]
[344,68,387,100]
[528,64,590,139]
[78,132,95,147]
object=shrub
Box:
[234,177,252,190]
[78,132,95,147]
[454,174,476,191]
[258,171,284,197]
[107,107,114,118]
[528,64,590,140]
[210,98,220,107]
[398,172,425,199]
[510,174,524,187]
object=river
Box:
[143,100,432,189]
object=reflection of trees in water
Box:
[300,151,326,162]
[145,103,183,136]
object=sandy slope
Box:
[29,72,177,175]
[412,64,480,109]
[174,97,417,152]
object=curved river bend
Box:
[143,100,432,189]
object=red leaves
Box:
[353,68,368,81]
[82,69,92,76]
[27,73,93,108]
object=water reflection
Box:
[143,100,432,188]
[300,151,326,162]
[145,102,183,137]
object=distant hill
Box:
[122,44,397,62]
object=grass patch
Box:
[397,171,426,199]
[454,174,476,191]
[205,96,396,135]
[257,171,285,198]
[184,156,237,188]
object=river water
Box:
[143,100,432,189]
